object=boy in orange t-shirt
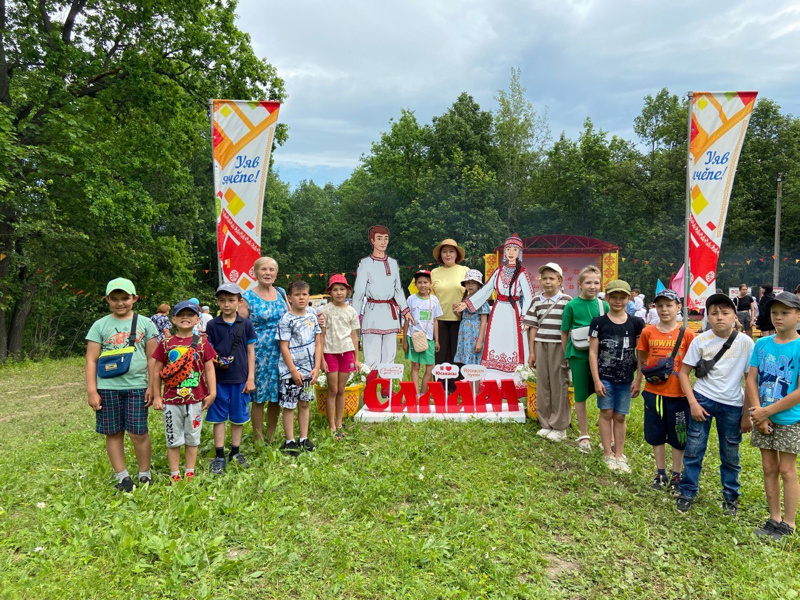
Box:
[635,289,695,492]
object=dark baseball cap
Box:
[766,291,800,311]
[705,293,736,311]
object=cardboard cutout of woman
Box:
[352,226,413,374]
[455,234,532,384]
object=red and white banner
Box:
[212,100,281,291]
[688,92,757,309]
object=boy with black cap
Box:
[747,291,800,540]
[86,277,159,491]
[206,283,257,474]
[152,300,217,483]
[676,293,754,515]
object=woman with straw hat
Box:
[431,238,469,365]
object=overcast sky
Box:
[237,0,800,188]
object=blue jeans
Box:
[678,391,743,502]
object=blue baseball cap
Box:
[173,300,201,316]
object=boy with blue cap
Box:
[152,300,217,483]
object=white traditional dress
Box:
[352,254,410,368]
[464,264,533,382]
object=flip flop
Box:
[576,435,592,454]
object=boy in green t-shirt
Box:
[85,278,158,492]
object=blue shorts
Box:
[206,383,251,425]
[596,380,633,415]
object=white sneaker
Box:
[547,429,567,442]
[537,428,553,438]
[604,455,620,471]
[615,456,631,473]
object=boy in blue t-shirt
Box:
[276,280,322,455]
[85,278,159,492]
[206,283,257,474]
[747,292,800,540]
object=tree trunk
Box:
[0,308,7,361]
[7,282,34,358]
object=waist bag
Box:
[97,314,138,379]
[569,299,604,350]
[641,327,685,384]
[213,320,245,370]
[694,330,738,379]
[159,335,200,387]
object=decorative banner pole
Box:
[211,100,281,291]
[685,91,757,312]
[683,92,693,323]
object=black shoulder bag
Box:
[694,330,738,379]
[213,320,245,369]
[641,326,686,384]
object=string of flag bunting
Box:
[618,256,800,267]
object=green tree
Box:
[0,0,285,359]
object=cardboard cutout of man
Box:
[352,226,413,379]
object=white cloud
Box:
[240,0,800,186]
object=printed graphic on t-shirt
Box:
[758,353,795,408]
[166,345,201,395]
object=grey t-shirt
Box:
[86,314,158,390]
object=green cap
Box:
[605,280,631,296]
[105,277,136,296]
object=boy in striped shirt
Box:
[524,263,572,441]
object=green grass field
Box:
[1,356,799,600]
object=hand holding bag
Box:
[411,297,432,353]
[641,327,686,384]
[569,299,604,350]
[97,314,139,379]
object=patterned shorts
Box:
[751,421,800,455]
[278,378,314,410]
[96,388,149,435]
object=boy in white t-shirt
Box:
[676,293,754,515]
[403,270,443,395]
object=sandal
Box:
[576,435,592,454]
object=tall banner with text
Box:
[688,92,756,309]
[212,100,281,291]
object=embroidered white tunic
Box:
[464,266,533,374]
[352,254,410,335]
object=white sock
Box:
[299,437,307,443]
[185,469,195,475]
[114,470,129,483]
[170,470,180,477]
[286,439,295,444]
[138,470,151,480]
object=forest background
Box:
[1,1,799,361]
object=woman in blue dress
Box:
[240,256,287,444]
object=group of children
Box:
[88,264,800,541]
[528,262,800,540]
[87,273,367,490]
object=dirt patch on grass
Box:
[544,553,581,580]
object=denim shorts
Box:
[596,380,633,415]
